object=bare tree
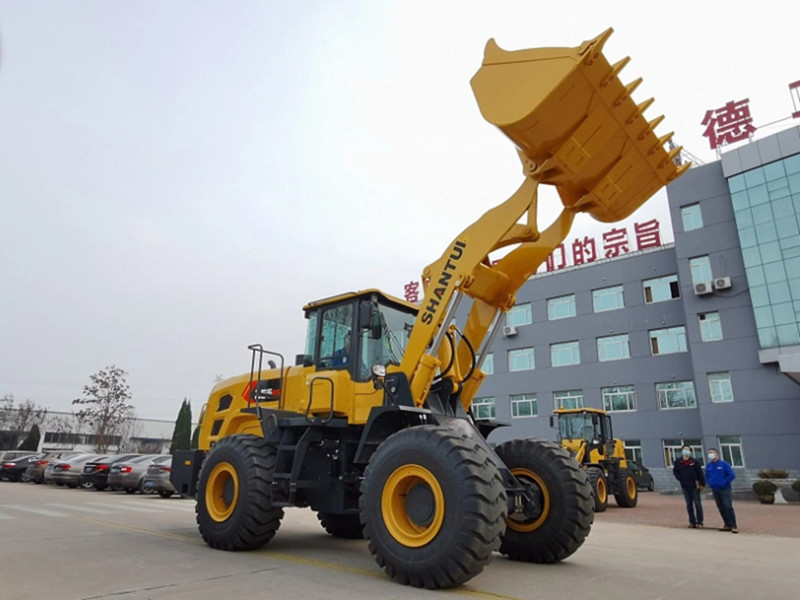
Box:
[0,394,48,449]
[72,366,135,453]
[117,415,143,453]
[42,413,80,448]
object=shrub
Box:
[757,468,789,479]
[792,480,800,494]
[752,480,778,495]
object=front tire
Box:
[196,434,284,551]
[360,425,506,589]
[495,439,593,563]
[586,468,608,512]
[613,468,638,508]
[317,512,364,539]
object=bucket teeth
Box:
[627,97,654,124]
[614,77,642,106]
[604,56,631,86]
[638,115,664,140]
[650,132,674,156]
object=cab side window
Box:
[317,304,353,370]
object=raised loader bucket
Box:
[470,28,688,222]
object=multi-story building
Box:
[473,126,800,490]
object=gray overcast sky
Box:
[1,1,798,420]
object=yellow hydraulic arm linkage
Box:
[398,28,688,410]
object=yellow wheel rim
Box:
[205,461,239,523]
[627,475,637,499]
[381,464,445,548]
[506,467,550,533]
[597,475,607,503]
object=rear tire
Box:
[196,434,284,551]
[158,490,173,499]
[613,468,638,508]
[360,424,506,589]
[495,439,593,563]
[317,512,364,539]
[125,488,136,494]
[586,468,608,512]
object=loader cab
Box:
[301,290,418,382]
[553,408,614,458]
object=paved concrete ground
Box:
[1,482,798,600]
[599,489,800,537]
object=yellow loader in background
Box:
[171,29,686,589]
[551,408,638,511]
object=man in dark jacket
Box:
[706,448,738,533]
[672,445,705,528]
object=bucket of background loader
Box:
[470,28,688,223]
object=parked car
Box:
[628,460,655,491]
[108,454,165,493]
[24,451,82,484]
[50,454,108,488]
[0,450,35,462]
[0,454,39,481]
[80,454,141,491]
[141,455,175,498]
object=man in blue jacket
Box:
[705,448,738,533]
[672,445,705,528]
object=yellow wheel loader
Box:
[171,29,686,589]
[551,408,638,512]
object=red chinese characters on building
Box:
[403,281,420,303]
[634,219,662,250]
[701,99,757,150]
[602,227,629,258]
[790,80,800,119]
[541,220,662,273]
[545,244,567,272]
[572,236,597,265]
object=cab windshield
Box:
[558,413,599,441]
[361,303,416,370]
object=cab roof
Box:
[303,288,419,313]
[553,407,608,415]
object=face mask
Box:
[707,453,716,461]
[682,450,691,458]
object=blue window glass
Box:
[777,324,800,346]
[547,295,576,320]
[728,173,746,192]
[749,285,770,307]
[748,184,769,205]
[681,204,703,231]
[755,221,778,243]
[788,173,800,194]
[731,190,750,212]
[784,154,800,174]
[763,161,786,181]
[689,256,713,285]
[593,285,625,312]
[551,341,580,367]
[776,217,800,240]
[597,334,631,361]
[744,169,765,187]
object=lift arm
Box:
[398,29,688,409]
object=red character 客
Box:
[403,281,420,303]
